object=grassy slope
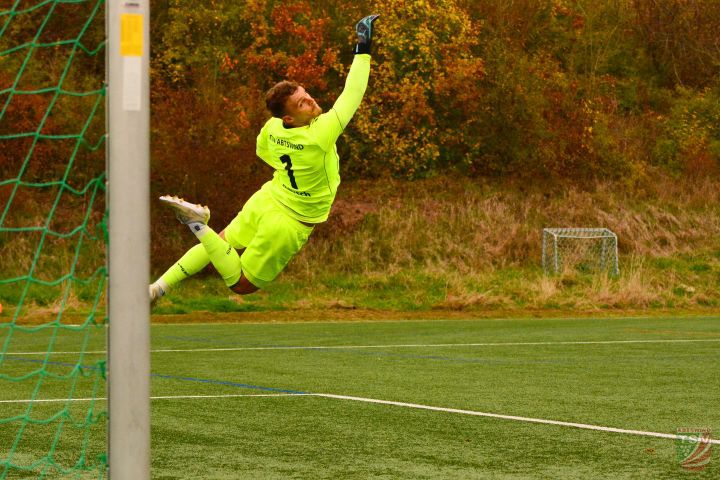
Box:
[2,175,719,318]
[150,175,720,316]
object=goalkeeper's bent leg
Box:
[196,226,242,287]
[149,244,210,301]
[159,244,210,288]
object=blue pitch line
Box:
[2,355,308,395]
[150,373,307,394]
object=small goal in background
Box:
[542,228,619,276]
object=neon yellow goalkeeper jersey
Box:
[256,54,371,223]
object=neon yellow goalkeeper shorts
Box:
[223,185,314,289]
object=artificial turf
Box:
[1,315,718,478]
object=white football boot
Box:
[149,283,164,306]
[158,195,210,227]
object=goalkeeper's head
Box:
[266,81,322,128]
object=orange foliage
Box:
[146,0,719,185]
[243,0,339,92]
[0,74,60,178]
[345,0,484,178]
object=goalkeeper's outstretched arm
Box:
[331,55,370,129]
[311,15,379,151]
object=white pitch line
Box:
[4,337,720,356]
[5,391,715,446]
[309,393,720,445]
[149,338,720,353]
[0,393,307,404]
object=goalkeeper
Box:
[149,15,379,301]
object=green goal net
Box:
[0,0,107,478]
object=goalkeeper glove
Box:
[353,14,380,55]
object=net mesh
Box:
[542,228,619,276]
[0,0,107,478]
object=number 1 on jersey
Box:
[280,154,298,189]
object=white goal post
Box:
[542,228,619,276]
[107,1,151,479]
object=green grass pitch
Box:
[1,316,718,478]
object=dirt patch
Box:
[312,198,379,239]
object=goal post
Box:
[542,228,619,276]
[107,1,150,479]
[0,0,150,474]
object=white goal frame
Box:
[542,228,619,276]
[107,1,151,479]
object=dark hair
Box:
[265,80,299,118]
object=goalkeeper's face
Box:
[283,86,322,127]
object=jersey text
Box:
[269,134,304,150]
[282,183,311,197]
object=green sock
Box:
[197,227,242,287]
[159,244,210,289]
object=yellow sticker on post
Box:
[120,14,143,56]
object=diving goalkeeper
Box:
[149,15,379,301]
